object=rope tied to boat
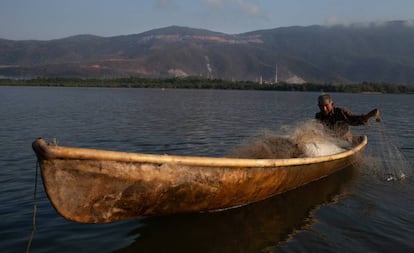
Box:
[25,160,39,253]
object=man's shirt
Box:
[315,107,367,138]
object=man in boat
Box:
[315,94,380,142]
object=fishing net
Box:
[228,117,412,182]
[227,121,352,159]
[363,121,412,181]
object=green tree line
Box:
[1,77,413,93]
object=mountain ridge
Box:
[1,21,414,84]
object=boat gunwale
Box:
[32,136,367,168]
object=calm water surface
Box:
[0,87,413,253]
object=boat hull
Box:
[32,137,367,223]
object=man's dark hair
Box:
[318,94,332,105]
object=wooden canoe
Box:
[32,136,367,223]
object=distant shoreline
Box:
[1,77,413,94]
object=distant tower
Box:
[275,64,278,83]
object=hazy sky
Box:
[1,0,413,40]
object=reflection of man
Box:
[315,94,380,142]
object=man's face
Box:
[318,99,334,116]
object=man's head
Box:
[318,94,334,116]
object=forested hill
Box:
[1,20,414,85]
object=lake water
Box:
[1,86,413,253]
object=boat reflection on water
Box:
[114,165,359,253]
